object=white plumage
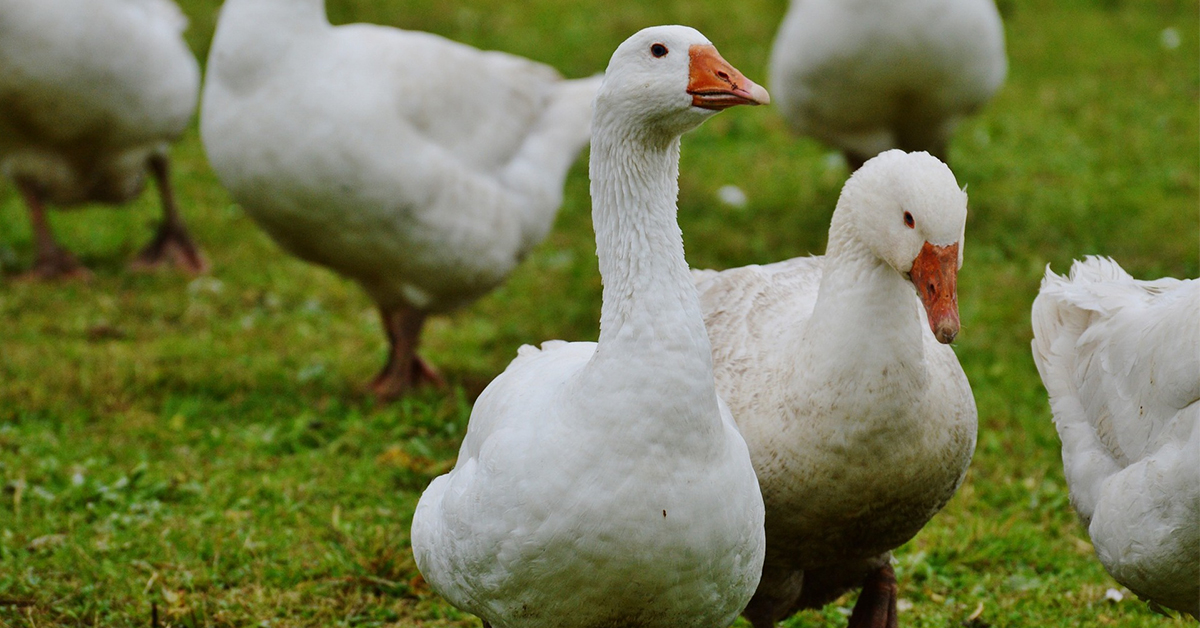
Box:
[412,26,770,628]
[200,0,601,399]
[0,0,205,277]
[1031,256,1199,617]
[769,0,1007,169]
[694,150,977,627]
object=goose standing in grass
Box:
[0,0,206,279]
[1031,257,1199,617]
[769,0,1007,170]
[693,150,977,628]
[201,0,602,400]
[412,26,769,628]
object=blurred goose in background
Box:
[201,0,602,400]
[693,150,977,628]
[0,0,206,279]
[769,0,1007,170]
[1031,257,1199,618]
[411,26,769,628]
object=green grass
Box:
[1,0,1197,626]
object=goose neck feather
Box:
[799,218,928,406]
[579,115,720,430]
[218,0,327,22]
[207,0,329,90]
[589,131,712,364]
[211,0,328,48]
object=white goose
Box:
[693,150,977,628]
[0,0,206,278]
[201,0,602,400]
[768,0,1007,170]
[411,26,769,628]
[1031,256,1199,617]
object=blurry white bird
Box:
[769,0,1007,170]
[1031,256,1199,618]
[201,0,602,400]
[411,25,770,628]
[693,150,977,628]
[0,0,206,278]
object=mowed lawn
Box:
[0,0,1196,626]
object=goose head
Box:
[840,150,967,344]
[595,25,770,140]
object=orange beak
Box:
[909,242,960,344]
[687,44,770,110]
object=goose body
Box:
[0,0,205,276]
[1031,257,1199,617]
[769,0,1007,169]
[412,26,769,628]
[201,0,601,398]
[693,150,977,627]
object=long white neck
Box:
[576,113,720,431]
[207,0,328,91]
[796,209,929,415]
[216,0,327,25]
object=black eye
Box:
[903,211,915,228]
[650,43,668,58]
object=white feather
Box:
[695,151,977,626]
[411,26,767,628]
[201,0,600,313]
[769,0,1006,161]
[0,0,198,204]
[1031,256,1199,617]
